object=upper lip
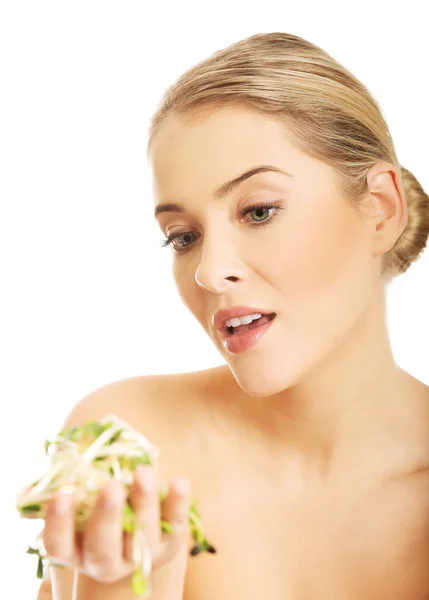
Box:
[213,306,275,331]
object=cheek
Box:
[173,260,193,306]
[173,261,206,326]
[271,204,370,292]
[261,205,374,331]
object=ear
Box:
[366,161,408,257]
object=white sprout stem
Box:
[60,422,123,485]
[45,437,77,455]
[71,568,79,600]
[95,445,151,457]
[17,487,75,508]
[111,458,122,480]
[80,423,123,462]
[19,457,70,503]
[18,414,159,506]
[101,414,160,461]
[133,527,153,598]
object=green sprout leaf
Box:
[129,454,153,469]
[121,454,154,472]
[131,566,148,596]
[37,556,44,579]
[70,426,83,441]
[21,503,42,513]
[189,500,201,519]
[158,486,168,502]
[161,519,173,534]
[83,420,105,438]
[123,502,136,534]
[58,425,83,442]
[106,429,123,445]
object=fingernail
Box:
[102,485,124,509]
[173,477,190,494]
[136,467,155,492]
[54,491,72,514]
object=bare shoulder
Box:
[65,363,230,420]
[396,373,429,474]
[62,364,232,474]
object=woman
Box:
[40,32,429,599]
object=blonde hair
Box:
[147,32,429,279]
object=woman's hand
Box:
[36,571,52,600]
[42,465,191,586]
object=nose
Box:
[194,237,245,294]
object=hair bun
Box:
[384,166,429,276]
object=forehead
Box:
[149,107,304,201]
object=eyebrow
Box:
[153,164,292,219]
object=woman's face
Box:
[150,107,379,397]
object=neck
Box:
[227,283,409,465]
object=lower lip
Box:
[223,316,276,354]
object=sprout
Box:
[16,415,216,598]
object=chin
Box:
[224,346,324,398]
[226,360,299,398]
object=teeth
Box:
[225,313,262,328]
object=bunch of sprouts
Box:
[16,415,216,598]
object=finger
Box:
[156,477,191,567]
[37,581,52,600]
[36,569,52,600]
[43,490,76,565]
[82,480,127,581]
[124,466,161,563]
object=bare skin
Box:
[176,367,429,599]
[150,105,429,598]
[40,368,429,599]
[38,106,429,598]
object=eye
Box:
[160,201,284,253]
[160,231,198,251]
[241,204,275,222]
[239,202,284,225]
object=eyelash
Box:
[160,202,284,253]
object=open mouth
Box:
[225,313,276,336]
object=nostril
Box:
[226,276,239,282]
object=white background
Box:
[1,1,428,597]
